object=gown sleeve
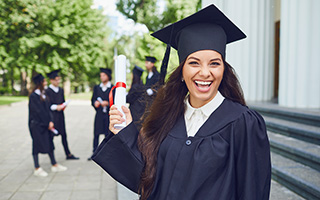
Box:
[91,86,98,111]
[234,110,271,200]
[92,122,144,193]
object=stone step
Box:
[264,116,320,145]
[268,131,320,171]
[271,153,320,199]
[249,103,320,127]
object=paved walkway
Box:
[0,100,303,200]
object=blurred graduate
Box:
[46,69,79,160]
[89,68,114,160]
[145,56,160,97]
[93,4,271,200]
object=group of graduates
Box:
[28,70,79,177]
[28,56,160,175]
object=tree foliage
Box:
[0,0,110,94]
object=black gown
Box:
[146,70,160,87]
[28,92,55,154]
[126,83,146,124]
[91,84,114,136]
[45,87,66,135]
[92,99,271,200]
[46,87,72,156]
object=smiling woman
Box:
[93,4,271,200]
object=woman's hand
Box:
[94,101,100,108]
[48,122,54,130]
[109,105,133,135]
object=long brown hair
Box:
[138,59,245,199]
[31,80,46,101]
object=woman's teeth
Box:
[195,80,212,87]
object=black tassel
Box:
[159,44,171,85]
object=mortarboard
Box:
[132,65,144,77]
[151,4,246,84]
[145,56,157,63]
[100,68,112,81]
[32,74,45,85]
[46,69,61,79]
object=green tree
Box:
[0,0,111,95]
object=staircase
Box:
[249,102,320,200]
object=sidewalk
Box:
[0,100,119,200]
[0,100,303,200]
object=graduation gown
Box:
[91,84,114,135]
[45,87,66,135]
[126,83,146,124]
[92,99,271,200]
[146,70,160,87]
[28,92,55,154]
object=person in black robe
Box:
[29,74,67,177]
[126,65,146,126]
[45,69,79,160]
[145,56,160,96]
[93,4,271,200]
[88,68,114,160]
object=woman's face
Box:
[182,50,224,108]
[42,79,47,87]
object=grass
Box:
[66,92,92,100]
[0,92,92,106]
[0,96,28,105]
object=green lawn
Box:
[0,96,28,105]
[66,92,92,100]
[0,92,91,106]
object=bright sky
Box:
[92,0,149,36]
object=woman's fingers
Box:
[122,106,133,125]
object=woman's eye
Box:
[210,62,221,66]
[188,61,199,65]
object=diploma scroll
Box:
[97,97,107,113]
[114,55,127,129]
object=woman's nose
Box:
[198,65,211,77]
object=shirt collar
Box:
[184,91,225,120]
[100,81,111,88]
[148,71,154,79]
[34,89,46,99]
[49,84,59,93]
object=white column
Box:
[202,0,275,102]
[278,0,320,108]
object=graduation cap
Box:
[132,65,144,77]
[46,69,61,79]
[32,74,45,85]
[100,68,112,81]
[151,4,246,84]
[145,56,157,63]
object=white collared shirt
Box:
[49,84,59,93]
[184,91,225,137]
[100,81,112,92]
[34,89,46,99]
[148,71,154,79]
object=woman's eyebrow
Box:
[210,58,222,62]
[187,57,200,61]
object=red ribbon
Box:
[109,82,126,107]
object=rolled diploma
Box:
[114,55,126,129]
